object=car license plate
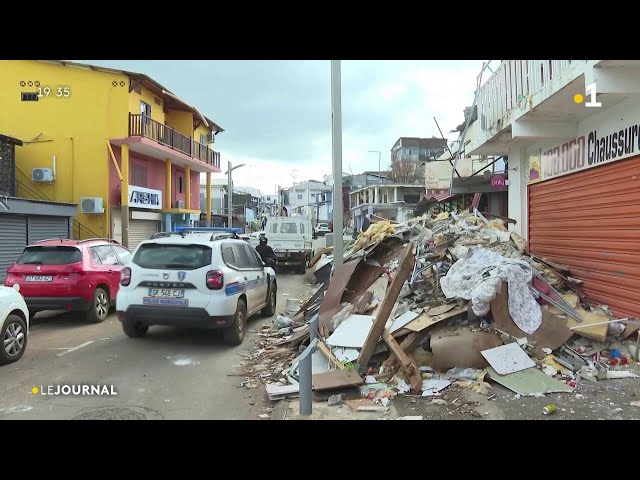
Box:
[147,288,184,298]
[276,252,286,258]
[143,297,188,307]
[25,275,53,282]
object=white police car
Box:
[116,232,277,345]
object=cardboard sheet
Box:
[490,287,573,352]
[431,329,503,371]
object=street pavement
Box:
[0,270,314,420]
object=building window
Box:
[140,101,151,124]
[132,164,147,187]
[177,175,184,194]
[297,194,303,200]
[199,133,207,145]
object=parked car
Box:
[116,232,277,345]
[4,238,131,323]
[316,223,331,236]
[0,284,30,365]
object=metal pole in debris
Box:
[309,313,319,342]
[331,60,344,267]
[298,338,318,416]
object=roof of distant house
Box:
[38,60,224,134]
[393,137,448,150]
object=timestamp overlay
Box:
[37,86,71,98]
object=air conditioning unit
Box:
[32,168,54,182]
[175,200,185,209]
[80,197,105,214]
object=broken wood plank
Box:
[312,369,363,391]
[382,330,429,371]
[405,305,468,333]
[358,242,414,368]
[316,341,345,369]
[381,328,422,392]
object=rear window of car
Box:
[18,246,82,265]
[132,243,212,270]
[280,222,298,234]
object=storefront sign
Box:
[129,185,162,209]
[490,175,507,189]
[528,121,640,183]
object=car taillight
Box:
[120,267,131,286]
[206,270,223,290]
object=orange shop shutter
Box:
[528,155,640,320]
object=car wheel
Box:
[224,299,247,346]
[261,284,277,317]
[86,287,109,323]
[122,319,148,338]
[0,314,28,365]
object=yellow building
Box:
[0,60,224,249]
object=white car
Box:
[316,223,331,236]
[116,232,277,345]
[0,284,30,365]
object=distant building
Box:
[391,137,447,163]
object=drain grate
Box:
[71,406,164,420]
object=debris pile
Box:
[245,209,640,415]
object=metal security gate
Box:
[528,155,640,320]
[28,215,71,244]
[128,219,158,250]
[0,215,27,283]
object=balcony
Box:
[127,113,221,171]
[470,60,596,154]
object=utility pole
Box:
[331,60,344,267]
[225,161,245,229]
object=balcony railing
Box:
[478,60,579,133]
[129,113,220,169]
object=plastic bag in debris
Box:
[275,315,294,329]
[446,367,483,381]
[440,247,542,334]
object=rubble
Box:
[244,209,640,418]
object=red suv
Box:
[4,238,131,323]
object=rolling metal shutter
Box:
[28,215,71,244]
[128,219,158,251]
[528,156,640,320]
[0,215,27,283]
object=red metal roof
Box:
[424,192,455,202]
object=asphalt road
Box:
[0,270,314,420]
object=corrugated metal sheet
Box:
[28,216,71,244]
[128,219,158,251]
[528,155,640,319]
[0,215,27,283]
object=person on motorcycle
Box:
[256,234,277,270]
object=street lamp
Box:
[224,161,245,229]
[368,150,382,178]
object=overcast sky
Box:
[84,60,482,194]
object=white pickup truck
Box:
[251,216,313,274]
